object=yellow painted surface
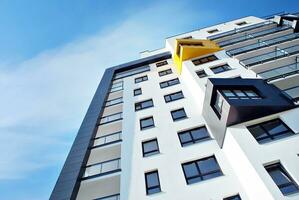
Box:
[173,39,222,74]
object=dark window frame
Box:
[156,60,168,67]
[182,155,223,185]
[210,64,231,74]
[134,88,142,96]
[135,75,148,83]
[265,162,299,195]
[171,108,187,121]
[140,116,155,130]
[207,29,219,34]
[178,126,211,147]
[196,70,208,78]
[221,88,262,100]
[135,99,154,111]
[142,139,160,157]
[236,21,247,26]
[159,78,180,89]
[158,68,172,77]
[164,91,184,103]
[223,194,242,200]
[145,170,161,195]
[192,55,218,66]
[247,119,295,144]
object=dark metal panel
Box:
[50,52,171,200]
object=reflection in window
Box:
[171,108,187,121]
[140,117,155,130]
[145,171,161,195]
[178,126,210,147]
[142,139,160,157]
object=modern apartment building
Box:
[50,12,299,200]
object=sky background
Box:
[0,0,298,199]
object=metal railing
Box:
[218,25,291,47]
[83,158,121,179]
[240,45,299,67]
[208,21,274,40]
[258,62,299,81]
[227,33,299,56]
[94,194,120,200]
[93,132,122,148]
[99,112,122,125]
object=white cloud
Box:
[0,0,216,195]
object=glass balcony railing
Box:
[93,132,122,148]
[218,25,291,47]
[258,62,299,81]
[240,45,299,67]
[99,112,122,125]
[208,21,274,40]
[83,158,121,180]
[284,86,299,102]
[94,194,120,200]
[227,33,299,56]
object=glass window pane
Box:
[183,163,199,178]
[197,157,220,174]
[269,169,292,185]
[223,90,235,97]
[248,125,268,140]
[234,90,246,97]
[146,172,159,187]
[143,140,158,153]
[179,132,192,144]
[263,120,288,135]
[191,127,209,140]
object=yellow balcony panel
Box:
[173,39,222,74]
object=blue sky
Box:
[0,0,298,199]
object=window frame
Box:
[105,97,123,107]
[196,70,208,78]
[210,64,231,74]
[156,60,168,68]
[140,116,155,130]
[247,119,295,144]
[159,78,180,89]
[223,194,242,200]
[182,155,223,185]
[221,88,262,100]
[135,99,154,111]
[192,55,218,66]
[171,108,187,121]
[164,91,184,103]
[265,162,299,195]
[178,126,211,147]
[134,88,142,96]
[142,139,160,157]
[158,68,172,77]
[145,170,161,195]
[207,29,219,34]
[135,75,148,83]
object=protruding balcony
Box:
[173,39,222,74]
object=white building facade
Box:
[51,13,299,200]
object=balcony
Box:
[208,21,274,40]
[99,112,122,125]
[92,132,122,148]
[240,45,299,68]
[284,86,299,102]
[227,32,299,56]
[95,194,120,200]
[218,25,291,47]
[82,158,121,180]
[258,60,299,81]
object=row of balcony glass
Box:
[93,132,122,148]
[240,45,299,67]
[83,158,121,180]
[94,194,120,200]
[208,21,274,40]
[218,25,291,47]
[99,112,122,125]
[258,61,299,81]
[227,32,299,56]
[284,86,299,102]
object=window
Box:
[192,55,218,66]
[114,65,150,80]
[156,60,168,67]
[142,139,160,157]
[135,75,148,83]
[207,29,219,34]
[158,68,172,77]
[134,88,142,96]
[182,36,193,39]
[164,91,184,103]
[171,108,187,121]
[110,81,123,92]
[135,99,154,111]
[182,156,223,184]
[221,89,262,100]
[265,163,299,195]
[178,126,210,147]
[140,117,155,130]
[160,78,180,89]
[196,70,207,78]
[145,171,161,195]
[236,21,247,26]
[211,64,231,74]
[105,97,123,107]
[99,112,122,125]
[223,194,242,200]
[214,91,224,115]
[247,119,295,144]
